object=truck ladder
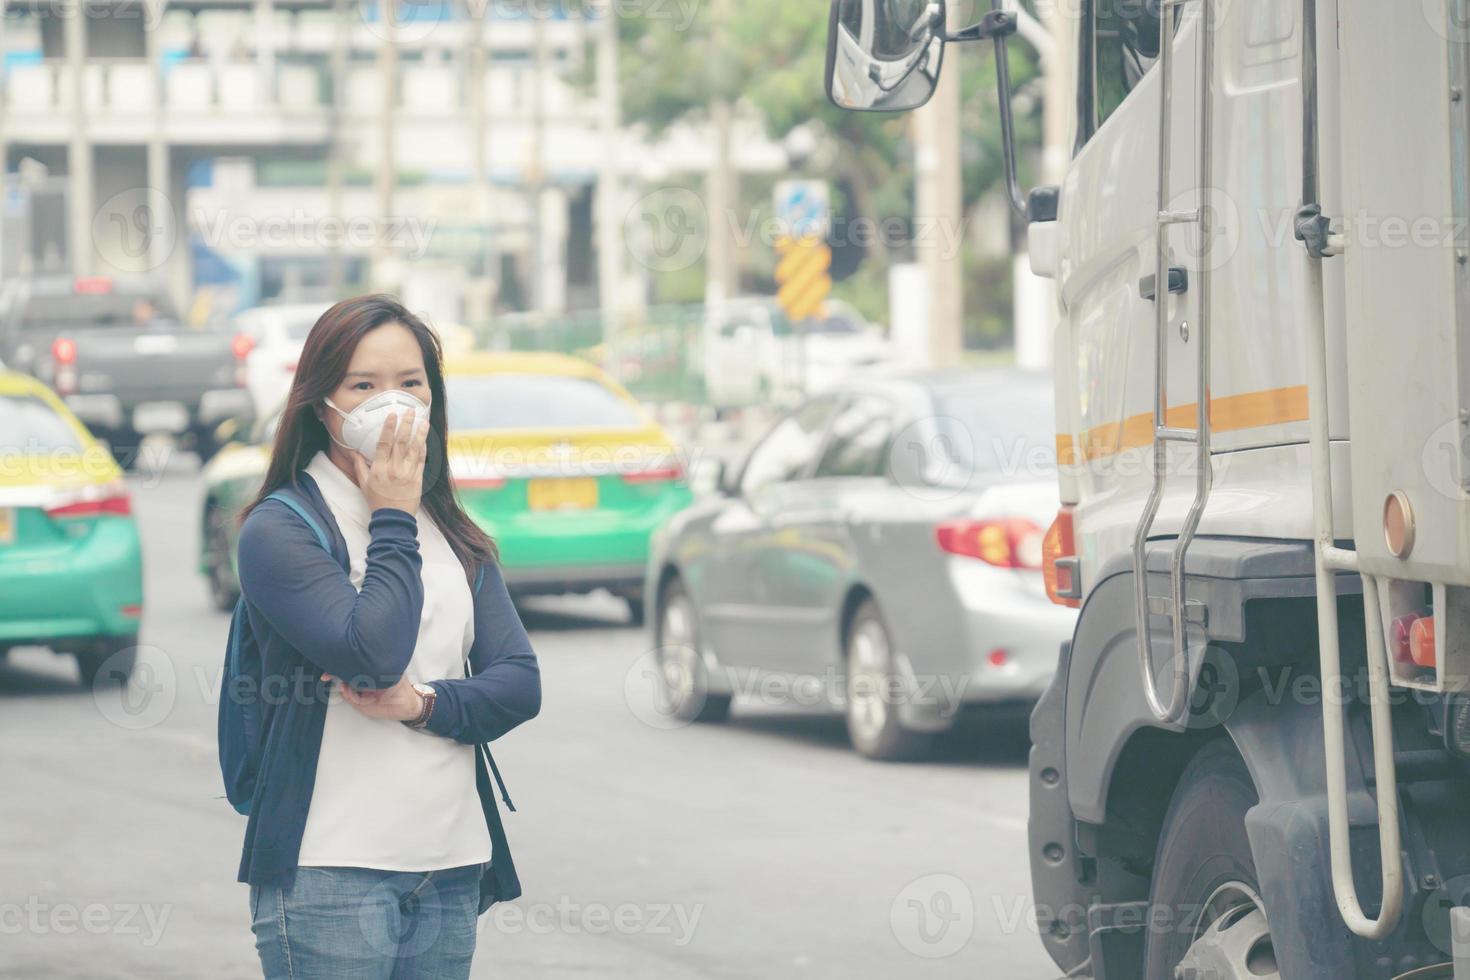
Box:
[1296,0,1403,941]
[1131,0,1216,726]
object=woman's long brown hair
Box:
[242,294,498,579]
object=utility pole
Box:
[1014,0,1073,369]
[145,0,170,282]
[66,0,93,276]
[913,2,963,368]
[704,0,736,306]
[374,0,398,289]
[327,0,348,294]
[594,0,624,337]
[465,0,493,325]
[527,10,547,314]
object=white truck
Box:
[829,0,1470,977]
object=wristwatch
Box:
[404,682,437,730]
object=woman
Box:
[233,295,541,979]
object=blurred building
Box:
[1,0,785,325]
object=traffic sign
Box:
[775,234,832,322]
[773,180,830,238]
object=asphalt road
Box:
[0,463,1055,979]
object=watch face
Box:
[412,683,435,697]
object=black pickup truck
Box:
[0,277,254,466]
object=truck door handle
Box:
[1139,267,1188,301]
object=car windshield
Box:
[22,293,177,329]
[445,373,645,430]
[0,394,84,452]
[931,380,1056,481]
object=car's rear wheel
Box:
[107,429,144,471]
[655,579,730,723]
[76,637,138,687]
[191,425,223,464]
[1142,739,1277,980]
[622,593,646,628]
[204,505,242,611]
[844,598,933,761]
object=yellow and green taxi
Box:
[200,351,694,622]
[0,370,143,684]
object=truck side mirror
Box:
[825,1,1025,214]
[824,0,947,112]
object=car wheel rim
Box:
[847,620,890,745]
[1175,881,1278,980]
[659,598,701,712]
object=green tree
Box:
[610,1,1045,338]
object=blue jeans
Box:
[249,865,483,980]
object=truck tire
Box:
[1142,739,1277,980]
[844,598,934,761]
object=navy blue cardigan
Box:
[233,470,541,911]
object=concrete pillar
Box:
[374,0,399,290]
[538,185,568,316]
[593,0,623,327]
[1013,0,1076,370]
[66,1,94,276]
[256,0,278,103]
[168,153,194,319]
[145,0,173,285]
[327,0,348,293]
[913,2,964,368]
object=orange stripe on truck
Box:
[1057,384,1310,463]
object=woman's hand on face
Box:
[353,408,428,515]
[323,673,424,722]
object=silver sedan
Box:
[643,370,1078,760]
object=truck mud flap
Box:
[1030,640,1092,974]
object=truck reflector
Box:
[1042,507,1081,608]
[1410,616,1436,669]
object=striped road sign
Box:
[775,235,832,322]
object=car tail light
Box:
[51,336,79,395]
[621,461,684,484]
[44,481,132,519]
[936,517,1043,569]
[229,334,255,387]
[73,276,113,295]
[1042,506,1082,608]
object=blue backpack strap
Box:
[264,489,330,554]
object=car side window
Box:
[739,396,839,496]
[1092,0,1165,132]
[814,395,895,479]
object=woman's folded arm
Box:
[423,560,541,744]
[237,500,424,687]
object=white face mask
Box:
[324,389,429,461]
